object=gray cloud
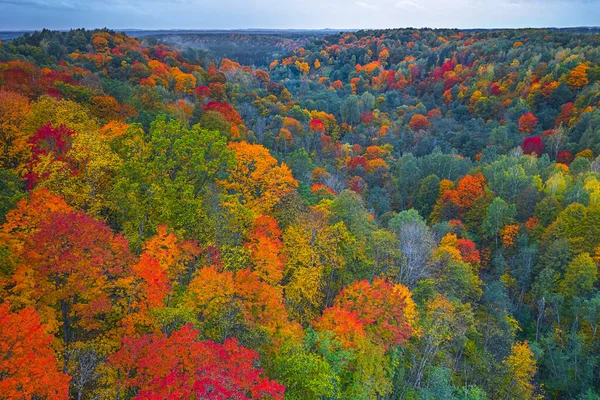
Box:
[0,0,598,30]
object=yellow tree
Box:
[567,63,589,89]
[30,124,122,217]
[184,266,300,352]
[500,341,540,400]
[407,295,474,390]
[171,67,197,94]
[282,221,325,324]
[282,207,354,323]
[25,95,98,136]
[295,60,310,75]
[0,89,32,170]
[219,142,297,217]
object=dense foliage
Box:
[1,27,600,399]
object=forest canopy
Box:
[1,27,600,399]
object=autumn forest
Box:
[1,27,600,399]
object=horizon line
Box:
[2,25,600,33]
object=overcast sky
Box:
[0,0,599,30]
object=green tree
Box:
[415,174,441,218]
[482,198,516,246]
[560,253,597,298]
[111,116,232,248]
[273,347,337,400]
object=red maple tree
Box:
[0,303,70,399]
[109,325,285,399]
